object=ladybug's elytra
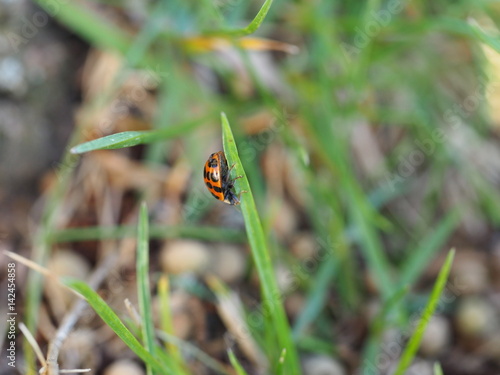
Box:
[203,151,242,205]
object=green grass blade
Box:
[47,225,245,244]
[71,131,147,153]
[158,276,189,374]
[137,203,156,375]
[228,349,250,375]
[296,336,334,355]
[158,276,175,349]
[393,249,455,375]
[207,0,273,37]
[351,202,394,298]
[466,19,500,53]
[292,255,337,339]
[70,116,208,154]
[276,348,287,375]
[156,330,231,375]
[34,0,134,58]
[371,285,409,335]
[399,210,459,287]
[24,139,80,374]
[62,278,171,374]
[434,362,444,375]
[360,285,409,375]
[427,17,500,53]
[220,113,300,374]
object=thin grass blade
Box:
[137,203,156,375]
[360,285,409,375]
[158,275,189,374]
[34,0,133,59]
[207,0,273,37]
[62,278,171,374]
[434,362,444,375]
[393,249,455,375]
[228,349,250,375]
[221,113,300,374]
[48,225,245,244]
[399,210,459,287]
[71,116,207,154]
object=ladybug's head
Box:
[223,190,240,206]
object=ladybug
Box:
[203,151,243,205]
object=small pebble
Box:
[208,244,246,283]
[160,240,210,274]
[452,250,488,294]
[388,358,433,375]
[152,291,193,339]
[169,290,191,312]
[172,310,193,340]
[103,359,145,375]
[302,355,346,375]
[46,250,91,309]
[379,328,403,365]
[0,56,26,96]
[483,335,500,361]
[272,201,298,240]
[60,329,99,370]
[48,249,90,279]
[290,232,318,260]
[285,292,306,319]
[456,296,498,338]
[419,315,451,357]
[275,263,294,293]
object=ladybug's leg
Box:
[227,163,243,181]
[228,163,237,174]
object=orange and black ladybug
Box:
[203,151,243,205]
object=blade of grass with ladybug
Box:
[220,113,300,374]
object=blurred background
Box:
[1,0,500,374]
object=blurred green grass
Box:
[25,0,500,373]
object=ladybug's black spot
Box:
[212,185,223,193]
[205,182,213,189]
[211,192,220,199]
